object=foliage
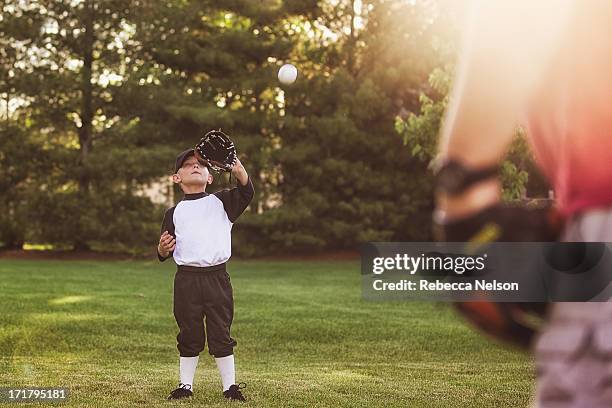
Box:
[241,0,445,252]
[0,0,543,254]
[0,0,160,250]
[0,126,42,248]
[396,67,536,203]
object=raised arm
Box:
[437,0,572,220]
[214,159,254,222]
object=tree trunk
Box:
[74,0,95,251]
[5,91,9,126]
[347,0,357,74]
[1,203,24,250]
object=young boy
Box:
[157,146,254,401]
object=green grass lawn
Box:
[0,259,534,407]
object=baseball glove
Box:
[435,203,563,349]
[194,129,237,172]
[434,204,564,243]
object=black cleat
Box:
[167,383,193,400]
[223,383,247,402]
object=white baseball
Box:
[278,63,298,85]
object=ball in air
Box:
[278,63,298,85]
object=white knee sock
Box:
[179,356,199,389]
[215,355,235,391]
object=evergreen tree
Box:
[251,0,445,252]
[132,1,319,254]
[0,0,161,251]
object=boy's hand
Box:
[231,158,249,186]
[158,231,175,257]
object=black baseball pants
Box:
[173,264,237,358]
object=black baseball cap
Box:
[175,148,211,173]
[174,149,195,173]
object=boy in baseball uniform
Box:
[157,147,253,401]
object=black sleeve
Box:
[214,176,255,222]
[157,206,176,262]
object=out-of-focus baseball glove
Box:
[435,203,564,350]
[194,129,237,172]
[434,204,564,243]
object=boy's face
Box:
[173,155,213,189]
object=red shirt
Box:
[526,2,612,218]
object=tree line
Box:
[0,0,542,255]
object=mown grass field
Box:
[0,259,534,407]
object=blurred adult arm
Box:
[437,0,572,221]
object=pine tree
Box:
[1,0,161,251]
